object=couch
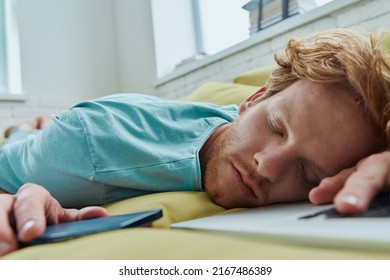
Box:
[3,60,390,260]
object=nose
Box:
[253,146,296,184]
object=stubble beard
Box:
[203,122,243,208]
[204,119,269,208]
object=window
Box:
[0,0,22,99]
[192,0,249,59]
[152,0,249,78]
[243,0,334,33]
[152,0,335,79]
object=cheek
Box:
[203,154,233,207]
[236,107,271,143]
[203,126,241,205]
[269,183,310,204]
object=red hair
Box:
[263,28,390,145]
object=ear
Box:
[238,86,266,115]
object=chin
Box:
[209,196,236,209]
[204,185,230,208]
[205,187,251,209]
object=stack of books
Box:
[242,0,318,34]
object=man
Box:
[0,28,389,256]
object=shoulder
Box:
[70,93,238,123]
[71,93,166,108]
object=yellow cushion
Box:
[233,64,276,87]
[7,228,390,260]
[104,191,225,228]
[4,192,390,260]
[180,81,259,105]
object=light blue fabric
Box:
[0,94,238,208]
[5,129,40,144]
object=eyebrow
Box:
[281,104,290,126]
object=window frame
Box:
[154,0,362,86]
[0,0,24,101]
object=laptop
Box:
[171,193,390,250]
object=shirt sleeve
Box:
[0,109,106,207]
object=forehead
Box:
[266,79,361,118]
[264,79,378,173]
[268,79,352,107]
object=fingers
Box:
[13,183,51,242]
[333,153,390,214]
[309,167,354,205]
[14,184,108,242]
[59,206,108,223]
[310,152,390,214]
[0,183,108,256]
[78,207,108,220]
[0,194,19,256]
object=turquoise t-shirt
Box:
[0,94,238,207]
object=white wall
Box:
[114,0,157,94]
[0,0,157,133]
[151,0,196,78]
[18,0,118,102]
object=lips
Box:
[231,164,257,199]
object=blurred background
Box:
[0,0,389,132]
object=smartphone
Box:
[27,208,163,245]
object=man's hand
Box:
[0,183,108,256]
[309,151,390,214]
